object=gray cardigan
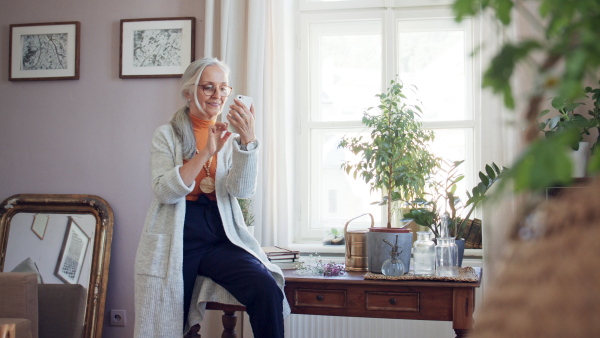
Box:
[133,124,290,337]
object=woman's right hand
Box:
[180,122,231,186]
[201,122,231,157]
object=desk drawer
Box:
[294,288,347,309]
[365,292,419,312]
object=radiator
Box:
[286,315,455,338]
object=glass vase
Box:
[435,237,458,277]
[382,252,405,276]
[413,231,436,276]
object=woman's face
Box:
[188,65,229,120]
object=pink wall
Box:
[0,1,204,337]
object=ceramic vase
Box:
[571,141,590,178]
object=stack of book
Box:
[262,246,300,266]
[461,218,482,249]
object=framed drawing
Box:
[31,214,50,240]
[9,21,80,81]
[120,17,195,79]
[55,217,90,284]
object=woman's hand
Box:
[203,122,232,156]
[226,98,256,145]
[180,122,231,186]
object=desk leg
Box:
[453,288,475,338]
[221,310,238,338]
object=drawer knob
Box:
[316,294,325,301]
[389,298,397,305]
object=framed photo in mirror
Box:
[120,17,195,78]
[55,217,90,284]
[31,214,49,240]
[9,21,81,81]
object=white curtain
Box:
[204,0,295,247]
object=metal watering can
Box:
[344,213,373,271]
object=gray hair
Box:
[170,58,230,160]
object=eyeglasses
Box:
[198,84,233,97]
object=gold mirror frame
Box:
[0,194,113,338]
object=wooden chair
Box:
[184,303,247,338]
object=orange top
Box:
[185,114,217,201]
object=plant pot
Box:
[456,238,465,267]
[571,141,590,178]
[367,228,412,274]
[323,227,345,245]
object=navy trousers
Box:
[183,196,284,338]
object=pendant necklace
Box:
[199,156,215,194]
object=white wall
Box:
[0,1,208,337]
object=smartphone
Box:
[227,95,253,133]
[236,95,253,109]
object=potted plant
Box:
[538,96,591,150]
[238,198,255,235]
[338,79,438,274]
[322,227,345,245]
[585,82,600,154]
[403,159,508,265]
[538,85,600,177]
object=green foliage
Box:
[338,79,439,228]
[585,82,600,154]
[538,96,588,150]
[502,128,579,193]
[453,0,600,194]
[404,160,508,239]
[453,0,514,25]
[482,40,541,109]
[453,0,600,106]
[238,198,255,227]
[531,81,600,185]
[328,227,342,238]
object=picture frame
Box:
[55,217,90,284]
[31,214,50,240]
[9,21,80,81]
[120,17,195,79]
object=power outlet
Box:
[110,309,126,327]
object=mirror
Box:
[0,194,114,338]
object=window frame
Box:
[297,10,387,243]
[291,0,502,257]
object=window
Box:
[293,0,488,247]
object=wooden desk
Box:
[205,268,482,338]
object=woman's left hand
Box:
[227,98,256,145]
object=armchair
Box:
[0,272,38,338]
[0,273,87,338]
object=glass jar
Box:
[435,237,458,277]
[413,231,436,276]
[382,251,405,276]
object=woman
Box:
[134,57,289,338]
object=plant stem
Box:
[387,161,393,228]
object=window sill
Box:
[464,248,483,258]
[287,243,346,255]
[286,244,483,258]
